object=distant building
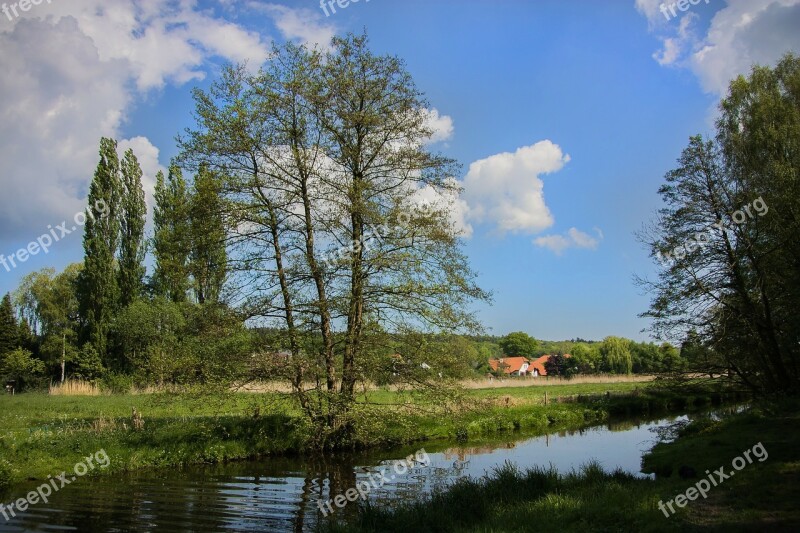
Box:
[488,356,530,376]
[489,354,571,377]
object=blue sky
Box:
[1,0,798,342]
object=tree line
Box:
[0,139,242,391]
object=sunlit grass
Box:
[49,379,104,396]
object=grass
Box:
[49,379,104,396]
[326,401,800,532]
[0,379,730,496]
[641,401,800,530]
[460,374,655,389]
[326,461,665,533]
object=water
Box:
[0,411,717,532]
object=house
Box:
[488,357,530,376]
[530,354,572,377]
[530,356,549,377]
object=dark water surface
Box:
[1,409,736,532]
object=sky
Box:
[1,0,798,343]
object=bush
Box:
[99,372,134,394]
[0,348,46,391]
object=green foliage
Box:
[498,331,539,357]
[188,164,227,304]
[118,148,147,307]
[113,298,187,384]
[0,458,13,491]
[72,343,105,381]
[112,298,253,386]
[99,372,134,394]
[600,336,633,375]
[18,265,82,379]
[153,165,192,303]
[177,33,489,443]
[570,342,601,373]
[0,348,45,389]
[641,53,800,395]
[544,353,577,379]
[78,137,122,363]
[0,293,18,356]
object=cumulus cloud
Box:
[534,227,603,255]
[412,179,472,237]
[462,140,570,234]
[247,3,336,49]
[423,108,455,144]
[636,0,800,94]
[0,0,283,244]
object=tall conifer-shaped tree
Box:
[0,293,19,356]
[78,137,122,361]
[118,149,147,307]
[153,164,191,302]
[189,164,227,304]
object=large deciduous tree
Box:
[639,53,800,395]
[178,33,488,446]
[498,331,539,358]
[600,336,632,375]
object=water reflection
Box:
[0,410,735,532]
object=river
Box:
[0,407,739,532]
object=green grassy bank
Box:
[0,381,738,497]
[327,402,800,532]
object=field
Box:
[0,379,661,492]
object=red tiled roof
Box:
[488,357,529,374]
[532,354,572,376]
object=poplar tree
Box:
[78,137,122,361]
[118,149,147,307]
[0,293,18,356]
[189,164,227,304]
[153,165,191,302]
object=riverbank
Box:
[327,401,800,532]
[0,380,738,495]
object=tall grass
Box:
[461,374,655,389]
[325,461,664,532]
[49,379,103,396]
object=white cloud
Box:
[247,3,336,49]
[462,140,570,234]
[412,179,472,237]
[534,227,603,255]
[637,0,800,94]
[634,0,664,25]
[0,0,284,244]
[423,108,454,144]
